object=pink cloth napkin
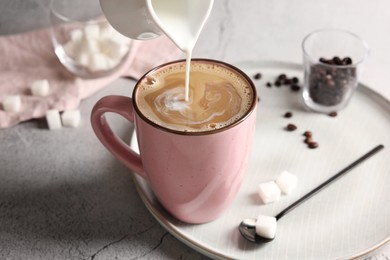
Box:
[0,26,182,128]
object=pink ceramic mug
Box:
[91,59,258,223]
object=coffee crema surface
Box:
[135,61,254,132]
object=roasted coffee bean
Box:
[292,77,299,84]
[303,131,312,137]
[291,84,301,92]
[254,73,262,80]
[342,57,352,65]
[286,124,297,131]
[319,57,331,65]
[308,142,319,149]
[284,112,293,118]
[275,80,282,87]
[266,82,272,87]
[283,78,292,85]
[328,111,338,117]
[332,56,342,65]
[304,137,313,144]
[278,74,287,80]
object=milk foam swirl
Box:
[136,61,254,132]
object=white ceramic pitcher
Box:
[100,0,214,50]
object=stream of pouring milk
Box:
[150,0,213,102]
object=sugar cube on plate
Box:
[256,215,277,239]
[61,110,81,128]
[46,109,62,130]
[2,95,21,112]
[258,181,281,204]
[31,79,49,97]
[276,170,298,194]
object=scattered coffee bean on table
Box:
[328,111,338,117]
[254,72,262,80]
[291,84,301,92]
[302,131,319,149]
[272,73,302,92]
[283,78,292,85]
[266,82,272,87]
[278,74,287,80]
[284,112,293,118]
[304,137,313,144]
[286,124,297,131]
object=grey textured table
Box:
[1,0,389,259]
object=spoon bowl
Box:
[239,219,274,243]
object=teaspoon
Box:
[239,144,384,243]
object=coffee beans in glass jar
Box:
[301,29,369,113]
[308,56,357,106]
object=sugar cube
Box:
[2,95,21,112]
[83,24,100,39]
[100,38,126,60]
[63,40,76,57]
[70,29,83,41]
[88,53,110,71]
[31,79,50,97]
[61,110,81,128]
[258,181,281,204]
[276,170,298,194]
[255,215,277,239]
[99,23,116,38]
[46,109,62,130]
[75,52,90,66]
[80,37,100,54]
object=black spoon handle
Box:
[275,144,384,221]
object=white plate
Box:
[130,61,390,260]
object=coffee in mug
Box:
[136,60,254,132]
[91,59,258,223]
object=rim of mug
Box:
[302,28,370,68]
[132,58,258,136]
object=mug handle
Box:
[91,95,148,180]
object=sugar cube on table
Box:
[258,181,281,204]
[255,215,277,239]
[61,110,81,128]
[46,109,62,130]
[31,79,49,97]
[276,170,298,194]
[2,95,21,112]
